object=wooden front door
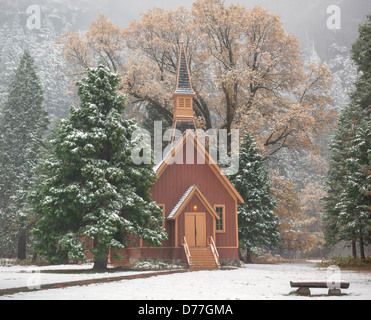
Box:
[185,213,206,247]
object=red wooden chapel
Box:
[110,42,244,269]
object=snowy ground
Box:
[0,263,158,291]
[0,262,370,300]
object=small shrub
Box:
[132,260,184,271]
[251,249,286,264]
[0,259,12,267]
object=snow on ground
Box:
[0,262,370,300]
[0,263,157,291]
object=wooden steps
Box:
[188,247,220,270]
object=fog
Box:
[0,0,370,261]
[1,0,370,60]
[68,0,371,59]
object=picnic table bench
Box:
[290,281,350,296]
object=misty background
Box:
[0,0,369,60]
[0,0,369,128]
[0,0,370,259]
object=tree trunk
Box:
[17,231,26,260]
[246,248,253,264]
[360,236,366,263]
[238,250,244,262]
[352,240,357,259]
[93,242,109,271]
[93,255,108,271]
[60,252,69,265]
[32,252,38,264]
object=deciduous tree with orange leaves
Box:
[59,0,336,161]
[271,175,317,253]
[58,14,125,79]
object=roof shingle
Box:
[174,43,195,96]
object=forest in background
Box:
[0,0,369,260]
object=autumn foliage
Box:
[58,0,337,254]
[59,1,335,158]
[271,176,317,252]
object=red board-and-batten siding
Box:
[146,132,242,261]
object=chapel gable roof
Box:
[154,130,244,205]
[167,184,220,220]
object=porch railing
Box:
[208,236,220,266]
[181,236,192,266]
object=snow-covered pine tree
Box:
[324,16,371,261]
[324,102,371,259]
[347,15,371,260]
[229,131,281,263]
[323,129,348,249]
[351,14,371,111]
[323,104,353,246]
[323,104,353,253]
[0,50,48,259]
[31,63,167,270]
[336,106,370,261]
[0,12,71,123]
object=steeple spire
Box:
[170,41,197,144]
[174,42,195,96]
[172,41,196,125]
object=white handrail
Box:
[208,236,220,266]
[181,236,192,265]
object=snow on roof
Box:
[167,185,197,219]
[153,131,187,173]
[174,42,195,96]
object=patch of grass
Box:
[318,256,371,271]
[0,259,12,267]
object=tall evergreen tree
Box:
[0,50,48,258]
[324,16,371,261]
[348,16,371,260]
[0,13,71,123]
[324,104,357,254]
[351,14,371,111]
[338,108,371,261]
[229,131,281,263]
[324,103,371,260]
[30,64,167,270]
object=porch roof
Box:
[167,184,220,221]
